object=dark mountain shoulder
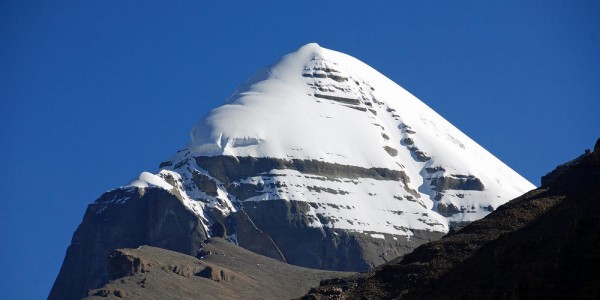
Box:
[48,187,209,300]
[303,139,600,299]
[85,238,354,300]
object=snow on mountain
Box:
[50,44,539,299]
[116,42,533,265]
[156,43,532,230]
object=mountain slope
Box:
[84,238,352,300]
[303,139,600,299]
[50,43,533,299]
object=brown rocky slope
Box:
[85,237,353,300]
[303,139,600,299]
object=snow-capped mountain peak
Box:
[50,44,537,300]
[181,42,533,225]
[118,43,534,268]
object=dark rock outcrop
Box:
[383,146,398,157]
[314,93,361,105]
[429,174,485,192]
[48,188,208,300]
[304,139,600,299]
[107,249,153,280]
[435,201,461,217]
[242,200,444,271]
[541,139,599,188]
[193,156,409,184]
[231,210,287,262]
[191,171,218,196]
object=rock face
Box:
[303,139,600,299]
[187,155,446,270]
[240,199,443,271]
[84,238,352,300]
[48,188,209,300]
[50,44,534,299]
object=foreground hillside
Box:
[85,238,352,300]
[304,139,600,299]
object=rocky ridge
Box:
[303,139,600,299]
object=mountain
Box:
[49,43,533,299]
[303,139,600,299]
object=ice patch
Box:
[128,172,173,190]
[370,233,385,239]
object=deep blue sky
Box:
[1,1,598,299]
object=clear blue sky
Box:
[1,1,598,299]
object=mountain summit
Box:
[173,42,534,234]
[50,44,534,299]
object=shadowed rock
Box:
[49,188,208,300]
[303,139,600,299]
[429,175,485,192]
